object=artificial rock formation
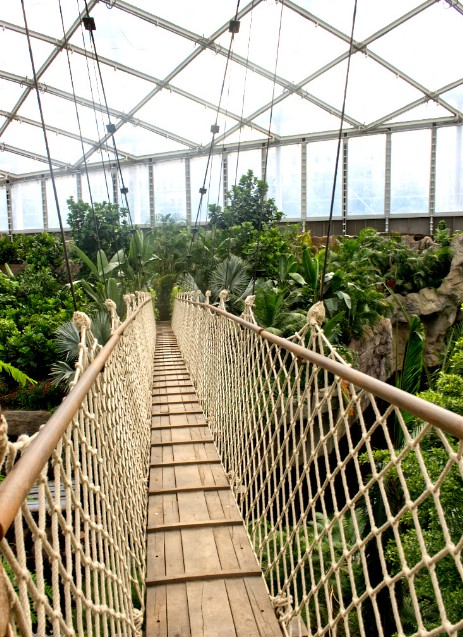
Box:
[348,234,463,379]
[392,233,463,366]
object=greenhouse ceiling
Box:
[0,0,463,183]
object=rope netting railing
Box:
[0,292,155,637]
[173,292,463,637]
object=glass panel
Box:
[441,85,463,114]
[218,3,346,82]
[387,102,453,124]
[137,0,236,34]
[348,135,385,215]
[46,176,76,229]
[41,49,153,114]
[227,150,261,188]
[307,140,342,217]
[190,155,223,223]
[0,29,54,77]
[436,127,463,213]
[11,181,43,230]
[0,79,24,113]
[267,145,301,218]
[19,93,103,141]
[254,95,342,136]
[137,91,237,147]
[370,4,463,91]
[84,4,194,79]
[153,160,186,220]
[114,123,187,155]
[391,130,430,213]
[117,165,150,225]
[0,150,47,175]
[222,126,267,145]
[295,0,422,41]
[0,187,8,232]
[81,170,113,204]
[174,51,282,117]
[3,0,76,35]
[304,53,423,126]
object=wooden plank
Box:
[147,570,262,586]
[150,485,231,496]
[152,439,214,446]
[225,578,282,636]
[146,532,166,579]
[165,530,184,577]
[145,586,167,637]
[182,527,221,575]
[187,580,237,637]
[150,459,221,468]
[215,526,262,572]
[243,576,283,636]
[148,519,243,532]
[166,584,191,636]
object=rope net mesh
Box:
[0,293,155,637]
[173,294,463,637]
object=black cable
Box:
[319,0,358,302]
[20,0,77,312]
[81,0,148,287]
[234,0,255,188]
[60,0,108,291]
[82,0,135,231]
[251,0,284,292]
[186,2,242,269]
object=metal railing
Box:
[173,292,463,637]
[0,293,156,637]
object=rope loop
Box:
[218,289,229,310]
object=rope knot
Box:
[205,290,211,304]
[218,289,228,310]
[245,295,256,308]
[270,592,294,624]
[307,301,326,326]
[73,311,92,331]
[104,299,117,311]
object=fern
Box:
[0,360,36,387]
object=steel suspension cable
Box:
[251,0,284,291]
[20,0,77,312]
[186,1,242,269]
[319,0,358,302]
[82,0,135,232]
[60,0,108,292]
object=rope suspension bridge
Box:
[1,291,463,636]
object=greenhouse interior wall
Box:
[2,124,463,237]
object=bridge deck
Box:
[145,323,282,637]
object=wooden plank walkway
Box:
[145,322,282,637]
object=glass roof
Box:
[0,0,462,180]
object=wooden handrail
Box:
[178,297,463,440]
[0,297,153,540]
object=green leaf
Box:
[336,290,352,310]
[0,359,36,386]
[72,245,99,278]
[288,272,307,286]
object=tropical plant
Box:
[252,281,306,337]
[73,246,125,319]
[108,228,159,290]
[67,197,132,262]
[208,170,283,230]
[50,311,112,389]
[210,255,251,298]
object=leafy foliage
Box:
[208,170,283,230]
[67,197,132,263]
